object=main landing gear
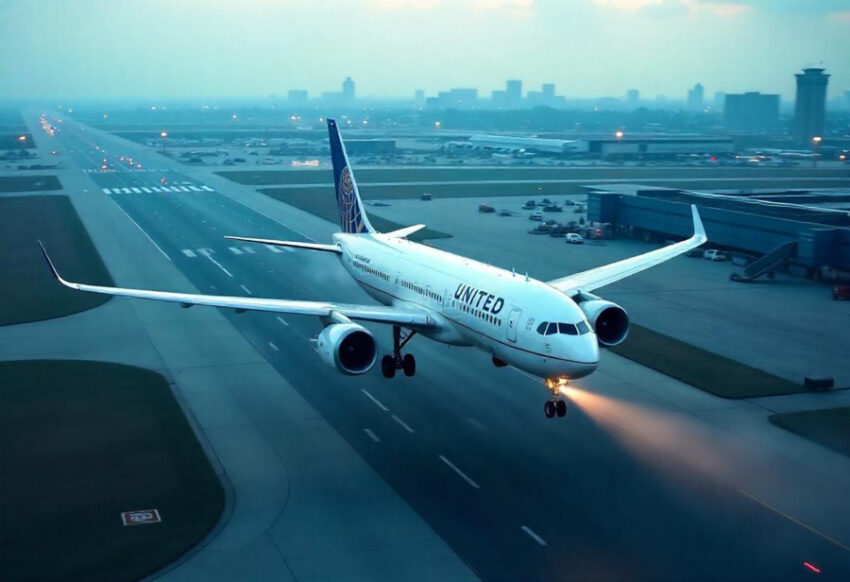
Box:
[381,326,417,379]
[543,377,568,419]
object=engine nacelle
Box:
[576,295,630,347]
[316,323,377,375]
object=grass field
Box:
[611,324,802,398]
[217,166,850,187]
[769,407,850,457]
[0,360,225,581]
[0,195,112,325]
[259,187,452,240]
[0,175,62,193]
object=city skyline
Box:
[1,0,849,101]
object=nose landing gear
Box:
[543,377,568,419]
[381,326,417,379]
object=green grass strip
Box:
[769,407,850,457]
[0,360,224,581]
[0,195,112,325]
[610,324,802,399]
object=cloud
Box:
[638,0,690,18]
[829,10,850,22]
[592,0,752,18]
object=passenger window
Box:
[545,322,558,335]
[558,322,578,335]
[537,322,548,335]
[576,321,590,334]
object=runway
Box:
[42,117,850,580]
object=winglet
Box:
[383,224,426,239]
[37,240,61,281]
[37,240,76,289]
[691,205,707,242]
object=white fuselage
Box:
[333,232,600,380]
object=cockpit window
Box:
[545,322,558,335]
[576,320,590,335]
[537,322,548,335]
[558,322,578,335]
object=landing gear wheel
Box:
[556,399,567,417]
[544,400,556,418]
[381,355,396,379]
[402,354,416,377]
[382,326,417,380]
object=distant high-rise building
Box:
[287,90,308,105]
[793,67,829,145]
[724,92,780,131]
[342,77,355,101]
[506,80,522,107]
[542,83,555,98]
[432,88,478,109]
[626,89,640,108]
[414,89,425,106]
[713,92,726,110]
[687,83,704,110]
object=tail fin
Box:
[327,119,374,234]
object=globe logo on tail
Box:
[337,166,365,233]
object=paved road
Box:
[45,117,850,581]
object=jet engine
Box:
[576,294,630,347]
[316,323,377,375]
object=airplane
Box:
[39,119,707,418]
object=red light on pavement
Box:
[803,562,821,574]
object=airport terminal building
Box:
[586,185,850,277]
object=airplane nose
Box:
[582,334,599,365]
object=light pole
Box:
[812,135,822,168]
[160,131,168,154]
[17,135,27,159]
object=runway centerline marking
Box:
[240,284,252,295]
[521,526,547,546]
[439,455,480,490]
[361,389,389,412]
[364,428,381,443]
[197,248,233,277]
[113,204,171,262]
[276,316,290,327]
[737,489,850,553]
[391,414,415,433]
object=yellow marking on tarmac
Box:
[737,489,850,553]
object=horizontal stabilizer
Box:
[224,236,341,254]
[383,224,426,239]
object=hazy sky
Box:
[2,0,849,102]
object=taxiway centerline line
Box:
[439,455,480,490]
[197,249,233,278]
[113,204,171,262]
[364,428,381,443]
[361,389,389,412]
[391,414,415,434]
[737,489,850,553]
[521,525,547,546]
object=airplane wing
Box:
[547,205,707,296]
[38,242,433,327]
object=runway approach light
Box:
[812,136,822,144]
[160,131,168,138]
[615,130,624,139]
[17,135,26,142]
